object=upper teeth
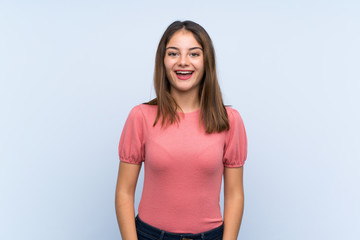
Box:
[176,71,192,74]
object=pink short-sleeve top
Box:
[118,104,247,233]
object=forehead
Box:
[166,30,201,48]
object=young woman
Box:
[115,20,247,240]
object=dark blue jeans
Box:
[135,214,224,240]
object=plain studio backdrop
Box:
[0,0,359,239]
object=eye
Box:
[189,52,200,57]
[167,52,179,56]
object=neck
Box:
[170,88,200,113]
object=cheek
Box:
[195,58,204,71]
[197,65,205,80]
[164,62,173,80]
[164,58,174,73]
[196,61,205,74]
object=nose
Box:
[178,54,189,67]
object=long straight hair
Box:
[145,20,229,134]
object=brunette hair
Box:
[144,20,229,134]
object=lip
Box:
[175,71,193,80]
[174,70,194,73]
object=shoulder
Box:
[225,106,244,123]
[127,103,157,120]
[130,103,157,116]
[127,104,143,119]
[138,103,157,112]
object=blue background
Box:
[1,0,359,239]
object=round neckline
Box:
[177,108,200,114]
[143,104,200,116]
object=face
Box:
[164,30,205,97]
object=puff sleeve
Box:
[223,108,248,167]
[118,105,145,165]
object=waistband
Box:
[135,214,224,240]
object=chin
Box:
[174,85,198,93]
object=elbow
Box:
[115,192,135,208]
[224,191,244,202]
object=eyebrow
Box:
[166,46,203,51]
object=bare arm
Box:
[223,166,245,240]
[115,161,142,240]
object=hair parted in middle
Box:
[144,20,230,134]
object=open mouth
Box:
[175,70,194,75]
[175,70,194,80]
